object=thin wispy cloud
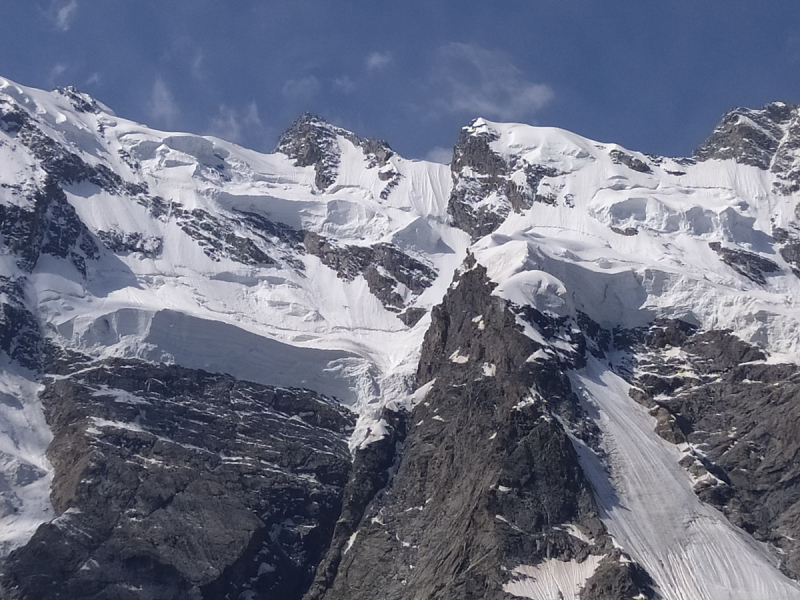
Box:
[333,76,356,94]
[425,146,453,164]
[282,75,321,101]
[46,0,79,32]
[207,102,263,144]
[148,77,179,127]
[47,63,68,87]
[366,51,393,72]
[191,52,205,80]
[428,42,554,121]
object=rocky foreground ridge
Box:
[0,78,800,599]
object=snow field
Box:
[569,358,800,600]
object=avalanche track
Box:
[570,357,800,600]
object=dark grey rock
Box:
[609,149,652,173]
[97,230,164,259]
[174,206,275,266]
[623,323,800,580]
[360,139,395,169]
[304,232,435,312]
[277,114,344,190]
[276,114,397,194]
[0,277,44,372]
[55,86,101,114]
[447,121,564,240]
[773,227,800,276]
[309,258,653,600]
[694,102,795,170]
[708,241,781,284]
[580,556,655,600]
[0,358,355,600]
[398,307,426,327]
[0,177,99,275]
[694,102,800,195]
[610,226,639,236]
[304,408,406,600]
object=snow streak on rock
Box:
[2,75,800,599]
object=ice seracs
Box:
[2,75,800,599]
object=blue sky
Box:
[2,0,799,161]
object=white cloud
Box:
[425,146,453,164]
[281,75,321,101]
[148,77,179,127]
[47,64,68,87]
[85,72,101,86]
[428,42,553,120]
[191,51,205,80]
[207,102,263,144]
[366,51,393,72]
[51,0,78,32]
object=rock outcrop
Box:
[0,356,355,600]
[625,322,800,580]
[447,120,563,240]
[307,259,654,600]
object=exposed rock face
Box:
[4,96,123,194]
[0,177,100,275]
[0,277,43,372]
[55,86,101,114]
[304,232,436,312]
[774,226,800,276]
[624,322,800,580]
[308,259,653,600]
[276,114,399,196]
[608,149,652,173]
[694,101,800,194]
[0,357,355,600]
[96,230,164,259]
[447,120,563,239]
[304,408,406,600]
[708,241,781,284]
[277,114,345,191]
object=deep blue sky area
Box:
[2,0,800,161]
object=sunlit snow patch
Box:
[503,555,603,600]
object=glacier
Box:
[1,76,800,599]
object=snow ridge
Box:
[2,76,800,597]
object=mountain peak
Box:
[53,85,102,114]
[3,77,800,600]
[276,113,346,190]
[694,101,800,190]
[277,114,395,190]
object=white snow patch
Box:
[344,531,358,555]
[409,379,436,409]
[0,367,54,560]
[449,349,470,364]
[503,555,603,600]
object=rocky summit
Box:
[0,76,800,600]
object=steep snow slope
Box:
[467,117,800,357]
[0,76,466,405]
[452,116,800,598]
[2,76,800,599]
[0,77,467,562]
[572,358,800,600]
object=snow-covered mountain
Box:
[0,76,799,599]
